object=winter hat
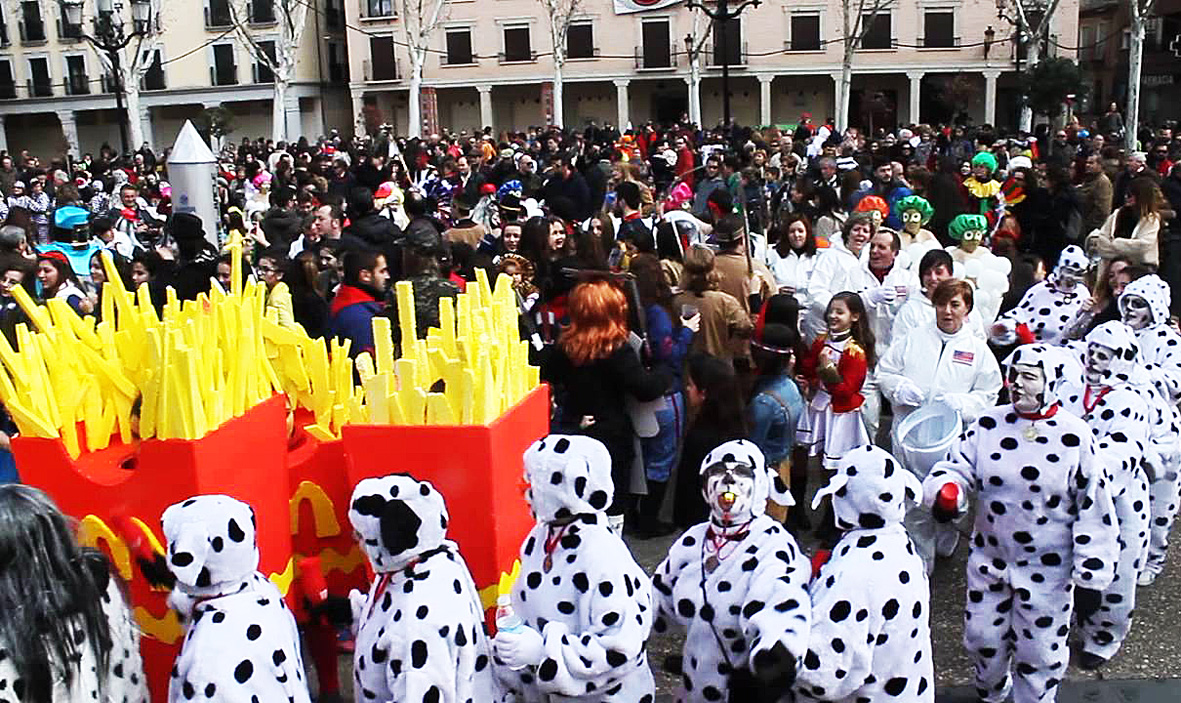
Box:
[167,212,206,242]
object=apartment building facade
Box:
[0,0,351,158]
[346,0,1079,136]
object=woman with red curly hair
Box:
[540,278,671,532]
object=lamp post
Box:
[984,25,996,59]
[60,0,153,155]
[686,0,761,128]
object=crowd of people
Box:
[0,106,1180,703]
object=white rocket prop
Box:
[167,120,220,249]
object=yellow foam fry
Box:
[9,284,52,332]
[355,352,376,387]
[347,395,366,428]
[113,393,133,444]
[5,398,56,438]
[438,296,457,357]
[425,392,454,425]
[394,281,417,359]
[305,424,338,442]
[75,344,138,399]
[363,373,389,424]
[497,560,522,597]
[475,267,494,310]
[59,392,80,459]
[397,387,426,426]
[373,317,394,376]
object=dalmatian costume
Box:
[923,344,1119,703]
[652,440,811,703]
[1058,322,1152,666]
[346,475,497,703]
[494,435,655,702]
[993,245,1090,346]
[1118,274,1181,583]
[795,445,932,703]
[163,495,311,703]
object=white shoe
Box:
[607,514,625,537]
[1138,570,1158,587]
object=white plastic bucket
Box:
[893,399,962,479]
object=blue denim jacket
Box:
[748,374,805,465]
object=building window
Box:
[368,35,398,80]
[860,11,892,49]
[789,13,821,51]
[142,48,165,90]
[640,18,671,69]
[567,21,594,59]
[65,55,88,94]
[211,43,237,86]
[0,61,14,98]
[363,0,393,19]
[28,56,51,96]
[251,0,275,24]
[254,40,276,82]
[327,42,347,81]
[20,0,45,42]
[206,0,231,27]
[445,27,473,65]
[922,10,955,48]
[711,17,742,65]
[502,24,532,62]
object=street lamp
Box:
[984,25,996,59]
[685,0,761,128]
[58,0,154,155]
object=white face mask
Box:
[1056,268,1084,292]
[703,461,758,526]
[1122,295,1152,330]
[1084,343,1116,385]
[1009,362,1046,414]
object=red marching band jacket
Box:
[799,334,868,414]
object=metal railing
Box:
[498,50,537,64]
[204,6,232,28]
[65,73,90,95]
[704,41,748,66]
[0,81,16,99]
[634,45,678,70]
[919,35,961,49]
[27,77,52,97]
[362,57,401,81]
[567,46,600,60]
[19,18,47,43]
[784,38,822,52]
[210,64,239,86]
[252,63,273,83]
[859,36,898,50]
[57,18,83,41]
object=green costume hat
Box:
[894,195,934,224]
[949,213,989,241]
[970,151,998,174]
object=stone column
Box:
[478,85,493,132]
[759,75,774,126]
[0,115,8,155]
[350,89,366,137]
[139,105,155,151]
[983,70,1001,127]
[59,111,80,157]
[907,71,925,125]
[614,79,630,130]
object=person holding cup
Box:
[767,213,819,317]
[674,245,753,362]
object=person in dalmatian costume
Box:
[945,214,1010,325]
[992,245,1090,346]
[1117,274,1181,584]
[795,445,933,703]
[162,495,312,703]
[652,439,811,703]
[923,344,1119,703]
[345,474,497,703]
[493,435,655,702]
[1056,322,1153,668]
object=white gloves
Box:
[867,285,897,306]
[493,625,545,670]
[684,312,701,333]
[894,379,926,407]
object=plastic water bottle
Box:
[495,594,527,671]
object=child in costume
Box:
[796,445,933,703]
[945,213,1010,324]
[494,435,655,702]
[1117,274,1181,584]
[344,475,496,703]
[653,439,811,703]
[1058,322,1152,669]
[992,245,1090,346]
[923,344,1118,703]
[797,291,874,469]
[163,495,312,703]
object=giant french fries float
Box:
[5,241,547,700]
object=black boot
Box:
[785,448,812,533]
[636,481,675,539]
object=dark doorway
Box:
[653,94,688,126]
[849,88,898,134]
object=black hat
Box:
[167,212,206,242]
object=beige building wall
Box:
[346,0,1079,134]
[0,0,348,158]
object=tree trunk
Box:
[1125,11,1144,153]
[552,58,564,128]
[1019,35,1040,133]
[124,72,145,148]
[689,58,702,125]
[273,69,290,143]
[408,51,424,137]
[837,49,853,133]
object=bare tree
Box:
[398,0,450,137]
[684,8,711,126]
[540,0,582,128]
[835,0,896,133]
[227,0,310,143]
[997,0,1065,133]
[1125,0,1157,152]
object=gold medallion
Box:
[705,555,719,574]
[1022,424,1039,441]
[543,555,553,573]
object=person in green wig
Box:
[962,152,1004,232]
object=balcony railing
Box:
[252,63,273,83]
[328,62,346,82]
[567,46,600,60]
[27,78,53,97]
[142,70,166,91]
[65,73,90,95]
[19,18,47,43]
[362,58,401,81]
[0,21,8,46]
[250,2,276,24]
[858,36,898,50]
[919,35,961,49]
[784,38,823,52]
[210,64,239,86]
[705,42,748,66]
[0,81,16,99]
[359,0,395,20]
[204,6,232,28]
[498,50,537,64]
[57,18,84,41]
[634,46,678,70]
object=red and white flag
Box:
[613,0,682,14]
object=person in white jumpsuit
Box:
[891,249,987,343]
[804,213,872,343]
[878,279,1002,572]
